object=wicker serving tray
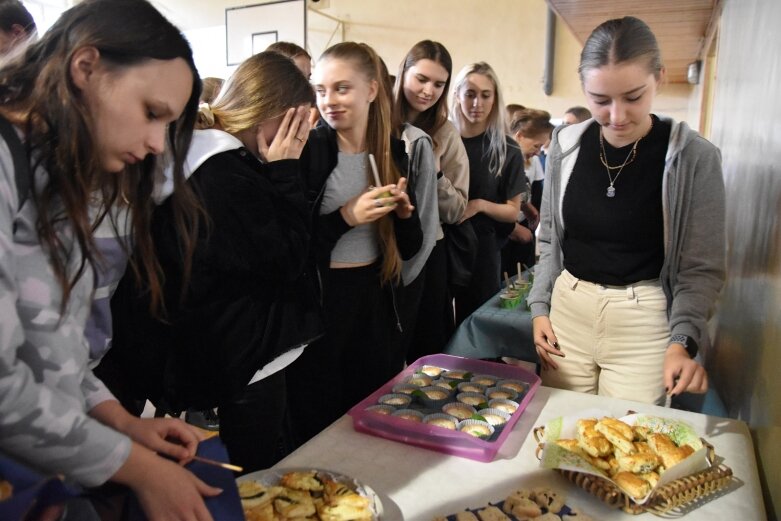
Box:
[534,426,734,515]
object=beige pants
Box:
[543,269,668,405]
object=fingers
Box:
[277,107,296,139]
[151,435,192,462]
[308,107,320,128]
[191,474,223,498]
[666,359,708,396]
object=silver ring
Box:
[375,199,383,208]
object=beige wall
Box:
[158,0,695,125]
[309,0,694,123]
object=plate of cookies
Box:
[237,468,382,520]
[434,485,594,520]
[535,410,709,504]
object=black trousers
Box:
[405,240,455,364]
[454,232,501,325]
[501,221,536,275]
[219,369,287,473]
[285,263,404,449]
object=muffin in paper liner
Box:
[476,408,512,430]
[432,378,459,390]
[392,408,424,422]
[391,383,419,395]
[414,386,453,408]
[423,413,458,430]
[442,402,477,420]
[441,369,473,381]
[497,378,528,395]
[469,374,498,387]
[485,386,518,401]
[488,398,519,414]
[457,381,487,394]
[365,404,395,415]
[457,419,495,439]
[418,365,445,377]
[456,391,488,408]
[403,373,433,387]
[377,393,412,408]
[538,409,707,505]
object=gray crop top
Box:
[319,151,380,263]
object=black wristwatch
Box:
[669,334,698,359]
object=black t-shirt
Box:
[562,115,672,285]
[461,133,527,236]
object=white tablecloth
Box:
[274,386,766,521]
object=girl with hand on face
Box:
[528,17,725,404]
[0,1,221,519]
[286,42,422,447]
[501,108,553,273]
[392,40,470,363]
[106,51,320,474]
[450,62,529,324]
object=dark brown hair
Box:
[319,41,403,284]
[0,0,35,35]
[392,40,452,139]
[564,105,591,123]
[0,0,203,315]
[510,108,553,137]
[199,76,224,104]
[579,16,663,83]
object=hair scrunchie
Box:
[197,102,216,128]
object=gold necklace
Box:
[599,118,653,198]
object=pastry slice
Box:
[280,470,325,491]
[274,489,316,518]
[618,452,661,474]
[614,471,652,500]
[595,422,634,454]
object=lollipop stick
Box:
[368,153,382,187]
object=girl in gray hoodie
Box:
[528,16,725,405]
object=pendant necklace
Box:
[599,117,653,198]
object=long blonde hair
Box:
[319,42,403,285]
[196,51,314,133]
[450,62,508,176]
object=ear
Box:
[9,24,26,39]
[656,66,667,89]
[367,79,378,103]
[70,46,102,91]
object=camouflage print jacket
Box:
[0,138,131,487]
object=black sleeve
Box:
[393,209,422,260]
[314,207,353,256]
[189,152,310,284]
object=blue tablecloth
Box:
[445,281,536,363]
[444,280,727,417]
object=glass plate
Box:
[236,467,384,520]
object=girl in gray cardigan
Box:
[528,16,725,404]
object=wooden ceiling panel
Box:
[547,0,716,83]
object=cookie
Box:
[531,487,565,513]
[503,495,541,518]
[476,505,511,520]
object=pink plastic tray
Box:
[347,354,540,462]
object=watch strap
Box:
[669,334,699,359]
